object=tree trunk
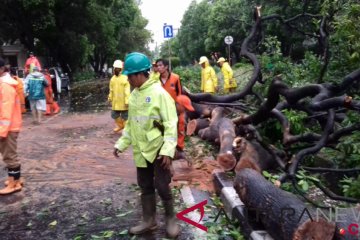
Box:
[186,102,214,120]
[234,168,336,240]
[216,118,236,171]
[186,118,210,136]
[233,138,276,173]
[198,107,224,141]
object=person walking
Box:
[113,52,180,238]
[199,56,218,93]
[24,66,48,124]
[42,69,60,115]
[217,57,237,93]
[108,60,130,133]
[0,58,23,195]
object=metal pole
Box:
[228,44,231,66]
[168,40,172,71]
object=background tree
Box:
[0,0,151,73]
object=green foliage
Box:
[72,71,96,82]
[170,57,181,69]
[282,109,308,135]
[296,170,320,192]
[176,0,212,64]
[205,0,252,54]
[0,0,151,72]
[326,1,360,82]
[205,194,245,240]
[173,66,201,92]
[340,175,360,199]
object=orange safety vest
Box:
[12,76,26,113]
[44,73,54,104]
[0,73,22,137]
[160,72,182,101]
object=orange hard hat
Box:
[176,95,195,112]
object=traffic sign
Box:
[163,25,174,38]
[224,36,233,45]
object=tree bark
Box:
[234,168,336,240]
[216,118,236,171]
[233,138,276,173]
[198,107,225,141]
[186,118,210,136]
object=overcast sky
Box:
[139,0,194,50]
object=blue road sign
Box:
[163,25,173,38]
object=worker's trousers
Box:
[0,132,20,169]
[136,157,172,201]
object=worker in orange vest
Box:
[9,67,26,113]
[42,69,60,115]
[175,95,195,165]
[24,52,42,75]
[156,59,187,159]
[0,58,23,195]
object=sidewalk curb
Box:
[213,171,274,240]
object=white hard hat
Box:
[113,60,123,69]
[217,57,226,63]
[199,56,209,65]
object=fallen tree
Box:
[234,168,336,240]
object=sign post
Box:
[163,24,174,71]
[224,36,233,65]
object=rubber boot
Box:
[163,199,180,238]
[45,104,52,115]
[0,177,22,195]
[129,194,157,234]
[52,102,60,114]
[113,118,124,132]
[5,177,24,186]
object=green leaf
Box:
[301,181,309,192]
[49,220,57,227]
[102,230,114,238]
[262,171,271,177]
[119,229,128,235]
[116,210,133,217]
[101,217,112,222]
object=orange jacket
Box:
[44,73,54,104]
[161,72,182,101]
[0,73,22,137]
[12,76,26,113]
[24,56,42,74]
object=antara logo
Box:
[176,200,208,232]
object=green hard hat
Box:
[122,52,151,75]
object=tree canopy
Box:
[160,0,359,82]
[0,0,151,72]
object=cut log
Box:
[233,138,276,173]
[186,118,210,136]
[234,168,336,240]
[186,102,214,120]
[216,118,236,171]
[198,107,224,141]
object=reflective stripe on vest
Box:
[0,120,11,126]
